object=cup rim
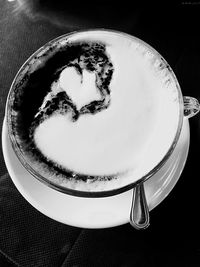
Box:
[5,28,184,198]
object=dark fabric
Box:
[0,173,81,267]
[1,1,200,266]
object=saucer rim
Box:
[2,118,190,228]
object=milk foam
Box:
[31,31,180,191]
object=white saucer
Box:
[2,118,190,229]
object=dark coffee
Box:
[7,30,180,194]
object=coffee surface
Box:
[8,30,181,192]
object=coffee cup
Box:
[5,29,200,228]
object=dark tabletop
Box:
[0,1,200,266]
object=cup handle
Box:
[183,96,200,118]
[130,183,150,230]
[129,96,199,230]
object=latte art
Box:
[8,30,181,192]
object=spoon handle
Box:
[130,183,150,230]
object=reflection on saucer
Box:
[2,119,189,229]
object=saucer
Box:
[2,118,190,229]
